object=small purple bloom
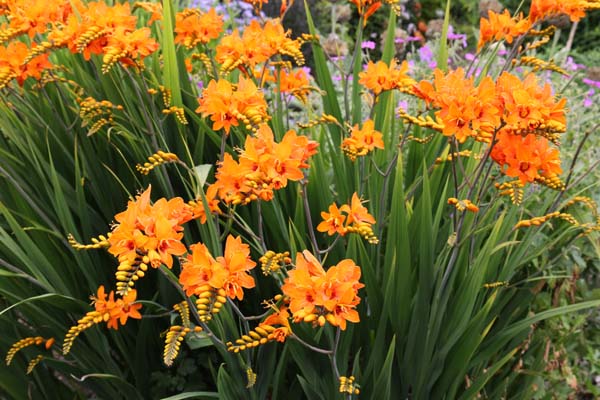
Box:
[418,44,437,69]
[361,41,376,50]
[301,66,312,79]
[583,78,600,89]
[395,36,421,44]
[397,100,408,111]
[446,26,468,48]
[465,53,476,62]
[583,89,595,107]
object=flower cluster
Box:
[108,186,195,293]
[47,1,158,72]
[0,41,52,89]
[179,235,256,301]
[196,76,269,134]
[215,19,306,74]
[342,119,384,161]
[63,286,141,354]
[209,124,318,205]
[174,8,223,49]
[359,59,415,95]
[412,68,500,143]
[407,67,567,189]
[490,131,562,186]
[318,193,378,244]
[281,251,364,330]
[479,1,600,50]
[529,0,600,23]
[478,10,531,50]
[278,68,311,103]
[0,0,159,83]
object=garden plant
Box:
[1,0,600,398]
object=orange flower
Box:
[108,186,193,268]
[342,119,384,161]
[102,27,159,72]
[491,131,562,184]
[281,251,364,330]
[349,0,382,24]
[318,193,377,242]
[496,72,566,134]
[260,305,292,342]
[216,19,305,73]
[278,68,310,103]
[411,68,501,143]
[209,124,317,205]
[92,285,142,330]
[529,0,596,23]
[317,203,347,236]
[0,41,52,88]
[196,76,268,134]
[133,2,162,25]
[478,10,531,50]
[175,8,223,48]
[179,235,256,300]
[341,193,376,226]
[359,59,415,95]
[179,243,228,296]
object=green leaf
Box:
[161,392,219,400]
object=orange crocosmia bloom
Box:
[1,0,74,38]
[133,2,163,25]
[196,76,268,134]
[102,27,159,71]
[216,19,304,73]
[341,193,376,226]
[413,69,501,143]
[175,8,223,48]
[260,305,292,342]
[342,119,384,160]
[359,59,415,95]
[529,0,594,23]
[478,10,531,50]
[491,131,562,184]
[0,41,52,88]
[282,251,363,330]
[349,0,382,24]
[179,235,256,301]
[179,242,229,296]
[108,186,192,268]
[496,72,566,133]
[217,235,257,300]
[190,185,221,224]
[317,203,347,236]
[92,285,142,330]
[278,68,310,102]
[210,124,316,205]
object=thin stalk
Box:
[301,179,321,260]
[290,333,332,354]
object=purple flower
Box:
[361,41,376,50]
[446,26,467,48]
[583,89,595,107]
[564,56,585,72]
[395,36,421,44]
[301,66,312,79]
[418,44,437,69]
[465,53,476,62]
[583,78,600,89]
[397,100,408,111]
